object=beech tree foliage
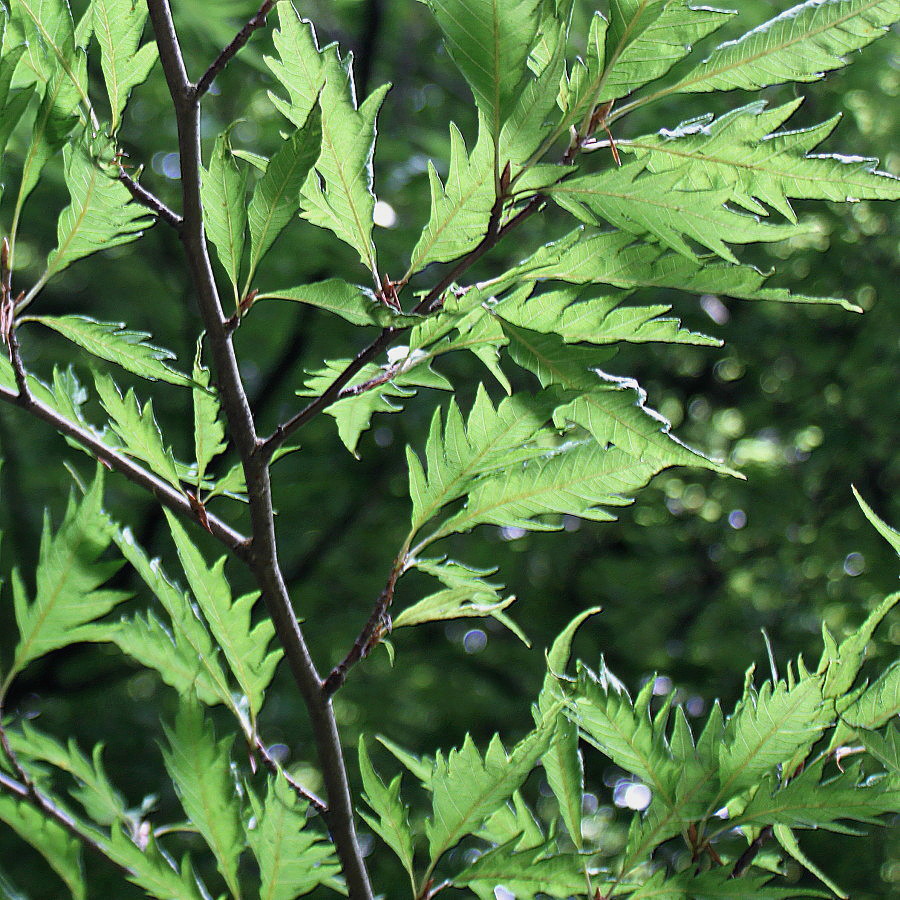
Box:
[0,1,897,898]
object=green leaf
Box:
[732,759,900,831]
[92,0,157,133]
[860,723,900,774]
[161,699,243,900]
[427,0,543,145]
[434,439,660,539]
[246,106,322,282]
[773,823,847,899]
[264,6,327,128]
[406,385,559,536]
[496,227,860,311]
[0,42,34,169]
[165,512,282,723]
[259,278,392,327]
[623,100,900,223]
[6,722,126,826]
[395,557,527,643]
[479,790,544,850]
[597,2,733,104]
[426,727,551,867]
[453,839,587,899]
[109,527,234,709]
[106,830,204,900]
[201,125,248,303]
[408,118,495,276]
[718,672,831,799]
[840,659,900,731]
[568,663,679,806]
[94,373,182,487]
[6,469,127,684]
[299,61,389,277]
[25,316,194,387]
[376,737,435,787]
[853,487,900,555]
[357,738,415,882]
[551,162,800,264]
[191,344,227,489]
[671,0,899,95]
[41,139,152,284]
[247,774,341,900]
[299,355,452,456]
[0,796,85,900]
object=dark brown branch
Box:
[194,0,278,99]
[254,737,328,815]
[118,168,183,230]
[146,3,373,896]
[323,560,402,698]
[731,825,773,878]
[0,384,249,555]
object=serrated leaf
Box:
[453,839,587,899]
[0,40,34,168]
[426,728,551,866]
[300,64,388,277]
[358,738,415,881]
[774,823,847,898]
[109,527,234,709]
[247,774,341,900]
[408,118,495,276]
[92,0,157,133]
[0,795,85,900]
[259,278,393,327]
[201,125,248,302]
[568,664,679,806]
[264,5,327,128]
[191,345,227,488]
[840,660,900,730]
[551,162,800,263]
[427,0,543,145]
[860,723,900,774]
[26,316,194,387]
[94,373,181,487]
[623,100,900,223]
[407,385,559,536]
[106,830,204,900]
[718,674,831,799]
[299,356,451,456]
[732,759,900,831]
[670,0,899,95]
[6,721,126,826]
[598,2,734,104]
[165,512,281,723]
[395,557,527,642]
[161,699,243,899]
[246,106,322,282]
[41,139,152,284]
[6,469,127,682]
[434,439,659,539]
[496,227,859,311]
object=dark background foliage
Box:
[0,1,897,896]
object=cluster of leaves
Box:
[0,0,897,897]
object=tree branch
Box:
[0,384,249,555]
[146,3,373,896]
[730,825,773,878]
[259,193,545,461]
[194,0,278,99]
[118,168,183,230]
[253,737,328,815]
[323,559,403,697]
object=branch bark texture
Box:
[144,2,373,897]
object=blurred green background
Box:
[0,1,897,896]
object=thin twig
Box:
[0,384,250,556]
[254,737,328,815]
[194,0,279,99]
[731,825,773,878]
[118,168,183,230]
[260,193,545,461]
[146,3,373,896]
[323,558,403,698]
